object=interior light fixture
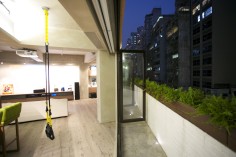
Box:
[16,49,43,62]
[16,50,38,58]
[0,0,10,14]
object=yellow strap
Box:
[46,113,52,126]
[43,8,49,44]
[43,7,52,126]
[46,102,52,126]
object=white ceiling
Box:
[0,0,109,57]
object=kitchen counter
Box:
[0,91,73,122]
[0,91,74,104]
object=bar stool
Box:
[0,102,22,157]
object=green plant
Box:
[146,79,157,97]
[134,78,143,88]
[197,96,236,133]
[163,87,182,103]
[178,87,204,107]
[143,79,236,133]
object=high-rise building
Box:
[147,15,173,82]
[144,8,162,80]
[125,26,144,50]
[130,32,138,46]
[136,26,145,49]
[146,1,191,88]
[191,0,236,95]
[125,38,132,49]
[144,8,162,49]
[166,0,191,88]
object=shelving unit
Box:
[88,65,97,98]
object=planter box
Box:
[146,93,236,157]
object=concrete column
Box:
[97,50,116,123]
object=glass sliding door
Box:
[120,50,145,122]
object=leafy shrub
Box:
[197,96,236,133]
[135,78,236,133]
[178,87,204,107]
[162,86,182,103]
[145,79,155,95]
[134,78,143,88]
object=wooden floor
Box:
[2,99,115,157]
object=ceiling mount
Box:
[42,6,49,11]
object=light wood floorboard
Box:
[1,99,115,157]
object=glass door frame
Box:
[118,49,146,123]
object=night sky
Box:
[122,0,176,47]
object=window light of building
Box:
[172,54,178,59]
[205,6,212,17]
[197,15,201,22]
[192,4,200,15]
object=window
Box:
[193,48,200,56]
[193,70,200,76]
[203,57,212,65]
[193,59,200,66]
[202,0,211,6]
[193,38,200,45]
[193,14,200,25]
[197,15,201,22]
[203,81,211,88]
[203,32,212,42]
[203,44,212,53]
[193,27,200,35]
[202,20,212,30]
[203,69,212,76]
[202,6,212,19]
[172,54,178,59]
[205,6,212,17]
[192,0,200,5]
[193,81,200,87]
[192,4,200,15]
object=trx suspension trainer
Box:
[43,7,55,140]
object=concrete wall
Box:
[97,50,116,123]
[146,94,236,157]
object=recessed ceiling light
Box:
[1,62,3,64]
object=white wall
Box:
[97,50,116,123]
[146,94,236,157]
[134,85,143,114]
[0,64,80,94]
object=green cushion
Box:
[1,102,22,125]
